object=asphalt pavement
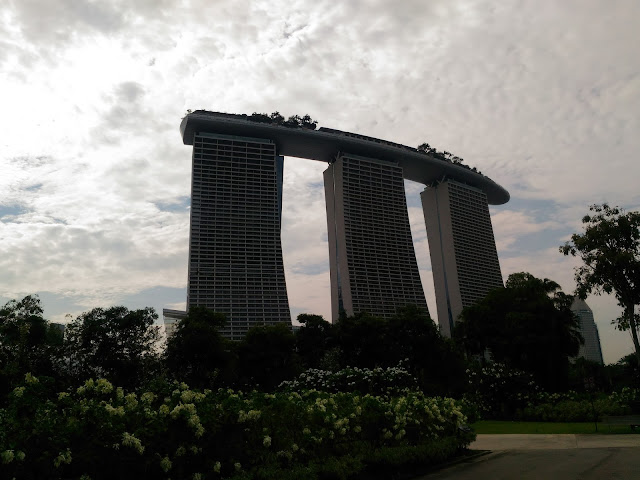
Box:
[417,435,640,480]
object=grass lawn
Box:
[472,420,639,435]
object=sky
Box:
[1,0,639,364]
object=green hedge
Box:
[0,375,474,480]
[520,398,630,422]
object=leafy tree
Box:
[387,305,467,396]
[455,272,583,391]
[335,312,392,369]
[300,114,318,130]
[605,353,640,390]
[269,111,285,124]
[330,306,466,395]
[164,307,234,389]
[63,306,161,390]
[236,323,300,390]
[0,295,63,396]
[295,313,336,369]
[560,204,640,365]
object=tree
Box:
[0,295,63,396]
[63,306,161,390]
[335,312,392,369]
[455,273,583,391]
[295,313,336,369]
[236,323,300,390]
[386,305,467,396]
[561,204,640,366]
[164,307,234,389]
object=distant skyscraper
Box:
[324,153,428,320]
[186,132,291,340]
[421,180,503,336]
[163,309,187,340]
[571,298,604,365]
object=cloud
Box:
[1,0,639,363]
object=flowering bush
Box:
[279,363,418,396]
[0,373,474,480]
[519,388,639,422]
[465,362,541,419]
[609,387,640,413]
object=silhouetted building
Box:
[324,153,428,320]
[571,298,604,365]
[421,180,503,336]
[185,132,291,340]
[178,111,510,338]
[162,308,187,340]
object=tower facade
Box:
[571,298,604,365]
[187,132,290,340]
[324,153,428,321]
[421,180,503,336]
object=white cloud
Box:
[1,0,639,362]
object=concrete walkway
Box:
[471,434,640,450]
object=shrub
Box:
[465,362,540,419]
[0,374,474,480]
[279,364,418,396]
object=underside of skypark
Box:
[174,112,508,339]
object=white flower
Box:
[160,456,172,472]
[1,450,14,464]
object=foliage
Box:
[236,323,301,391]
[464,362,541,419]
[455,272,583,391]
[560,204,640,364]
[609,387,640,413]
[63,306,162,391]
[521,397,628,422]
[249,111,318,129]
[295,314,337,370]
[164,307,234,389]
[605,354,640,390]
[333,306,467,396]
[385,305,468,396]
[279,364,418,396]
[335,312,393,369]
[416,143,463,164]
[0,295,63,399]
[0,374,473,480]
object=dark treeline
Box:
[1,272,638,407]
[0,298,465,402]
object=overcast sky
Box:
[1,0,639,364]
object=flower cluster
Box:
[0,374,474,479]
[279,363,418,396]
[465,362,541,418]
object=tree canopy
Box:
[164,307,233,389]
[63,306,161,390]
[455,272,583,391]
[0,295,63,397]
[560,204,640,365]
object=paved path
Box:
[417,435,640,479]
[471,433,640,450]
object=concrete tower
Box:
[571,298,604,365]
[421,179,503,336]
[186,132,290,340]
[178,111,511,339]
[324,153,428,321]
